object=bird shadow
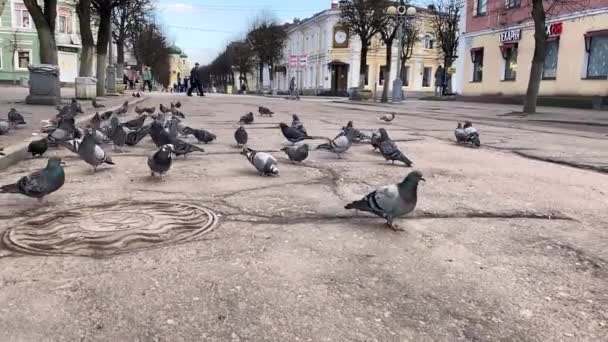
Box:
[79,167,115,175]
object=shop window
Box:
[505,0,521,9]
[422,67,431,87]
[501,44,518,81]
[18,50,31,69]
[401,66,410,86]
[476,0,487,16]
[471,48,483,82]
[542,40,559,79]
[379,66,386,86]
[585,34,608,78]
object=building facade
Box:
[168,46,190,87]
[460,0,608,97]
[0,0,81,84]
[273,1,443,97]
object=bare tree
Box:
[92,0,125,96]
[132,21,171,88]
[399,23,420,85]
[246,16,287,91]
[339,0,386,89]
[430,0,461,95]
[4,31,25,84]
[228,41,256,89]
[23,0,58,65]
[377,2,398,103]
[76,0,95,76]
[112,0,152,80]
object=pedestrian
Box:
[143,66,153,92]
[187,62,205,97]
[434,65,444,97]
[289,76,296,99]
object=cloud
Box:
[160,3,197,13]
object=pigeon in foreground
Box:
[258,106,274,117]
[342,121,371,143]
[125,125,150,146]
[371,130,384,151]
[279,122,312,144]
[100,110,114,121]
[8,108,26,125]
[150,121,204,157]
[58,137,83,154]
[71,98,84,114]
[281,143,310,162]
[89,112,102,130]
[135,106,145,115]
[463,121,481,147]
[172,140,205,158]
[378,113,396,123]
[183,127,216,144]
[379,130,413,167]
[454,123,467,143]
[47,117,79,144]
[159,103,171,113]
[77,130,115,171]
[239,112,254,124]
[110,123,127,150]
[92,99,105,108]
[291,114,307,135]
[0,121,12,135]
[345,170,425,230]
[148,144,174,177]
[28,138,48,157]
[0,157,65,202]
[241,147,279,176]
[234,126,248,146]
[316,128,354,158]
[124,114,147,130]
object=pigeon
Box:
[342,121,371,143]
[0,147,4,156]
[89,112,102,130]
[143,106,156,115]
[166,117,180,140]
[100,110,114,120]
[77,130,115,171]
[134,106,145,115]
[183,127,216,144]
[47,117,79,144]
[258,106,274,117]
[150,121,204,157]
[234,126,248,146]
[92,99,105,108]
[174,101,182,109]
[379,131,413,167]
[123,114,147,130]
[371,130,384,151]
[28,138,48,158]
[170,108,186,119]
[132,92,141,98]
[92,129,111,145]
[454,123,467,143]
[159,103,171,113]
[345,170,425,230]
[110,123,127,150]
[291,114,307,135]
[0,121,12,135]
[281,143,310,162]
[316,128,354,158]
[71,98,84,114]
[114,101,129,115]
[0,157,66,201]
[279,122,312,144]
[239,112,254,124]
[125,125,150,146]
[378,113,396,123]
[172,140,205,158]
[58,137,83,154]
[148,144,174,177]
[463,121,481,147]
[8,108,26,125]
[241,147,279,176]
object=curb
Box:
[0,96,149,171]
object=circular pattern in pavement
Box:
[2,201,219,257]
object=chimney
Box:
[331,0,338,9]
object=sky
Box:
[157,0,332,65]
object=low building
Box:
[460,0,608,98]
[168,45,190,87]
[273,0,443,97]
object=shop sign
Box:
[546,22,563,36]
[58,46,79,53]
[499,29,521,43]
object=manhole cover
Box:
[2,201,219,257]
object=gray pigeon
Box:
[281,143,309,162]
[148,144,174,177]
[77,130,115,171]
[463,121,481,147]
[47,117,79,143]
[345,170,425,230]
[0,157,65,201]
[8,108,26,125]
[371,130,384,151]
[291,114,307,135]
[379,130,413,167]
[123,114,147,130]
[59,137,83,154]
[377,113,395,123]
[125,125,150,146]
[258,106,274,117]
[234,126,248,146]
[71,98,84,114]
[239,112,254,124]
[241,147,279,176]
[183,127,216,143]
[110,124,127,150]
[316,128,354,158]
[280,122,312,144]
[342,121,371,143]
[0,120,12,135]
[92,99,105,108]
[114,101,129,115]
[454,123,467,143]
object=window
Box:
[379,66,386,86]
[18,50,30,69]
[424,36,434,49]
[502,45,518,80]
[586,35,608,78]
[15,8,31,29]
[422,67,431,87]
[505,0,521,9]
[364,65,369,86]
[542,40,559,79]
[471,48,484,82]
[401,66,410,86]
[476,0,488,15]
[58,15,72,34]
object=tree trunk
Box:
[116,37,125,80]
[96,6,112,96]
[523,0,547,114]
[77,0,94,76]
[23,0,58,65]
[359,43,368,89]
[258,61,264,93]
[381,42,392,103]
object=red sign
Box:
[289,55,298,67]
[546,22,563,36]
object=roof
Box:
[168,45,184,55]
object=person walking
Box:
[434,65,444,97]
[143,66,153,92]
[187,63,205,97]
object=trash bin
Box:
[26,64,61,105]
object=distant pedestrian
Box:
[142,66,153,92]
[187,63,204,97]
[434,65,444,97]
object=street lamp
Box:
[387,0,416,102]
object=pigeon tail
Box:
[345,198,371,211]
[316,141,332,150]
[0,183,20,194]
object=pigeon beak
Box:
[421,177,426,182]
[60,161,67,166]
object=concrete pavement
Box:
[0,94,606,341]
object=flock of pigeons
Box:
[0,99,481,229]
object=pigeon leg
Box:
[386,217,403,231]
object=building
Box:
[459,0,608,97]
[271,0,443,97]
[168,45,190,87]
[0,0,81,84]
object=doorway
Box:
[330,61,349,94]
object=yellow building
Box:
[168,46,190,87]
